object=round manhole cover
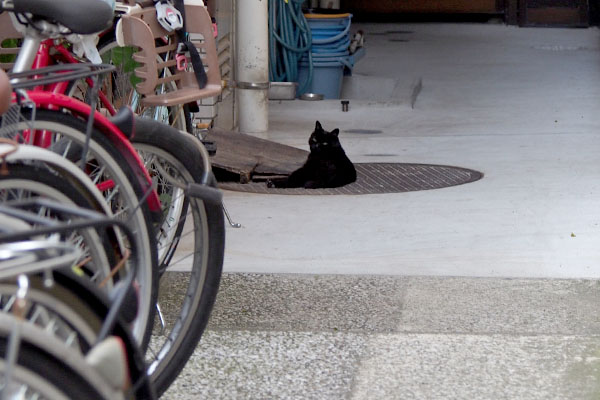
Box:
[218,163,483,195]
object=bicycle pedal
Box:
[202,140,217,156]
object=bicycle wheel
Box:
[67,34,197,268]
[132,117,224,396]
[0,356,109,400]
[94,35,196,267]
[0,108,158,348]
[0,270,156,400]
[0,275,103,354]
[0,314,117,400]
[0,163,116,285]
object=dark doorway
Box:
[519,0,589,26]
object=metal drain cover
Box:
[218,163,483,195]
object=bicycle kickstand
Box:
[222,202,241,228]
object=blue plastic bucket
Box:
[310,39,351,53]
[307,48,350,57]
[298,14,354,99]
[307,21,348,29]
[301,55,353,69]
[310,31,347,44]
[301,49,352,65]
[301,52,352,65]
[305,14,352,30]
[298,58,351,99]
[310,28,346,38]
[306,14,352,44]
[311,23,351,45]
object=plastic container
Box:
[307,17,351,45]
[302,55,353,67]
[298,13,354,99]
[305,14,351,29]
[298,58,352,99]
[310,39,350,53]
[303,49,350,59]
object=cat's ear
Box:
[315,121,322,131]
[331,128,339,137]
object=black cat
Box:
[267,121,356,189]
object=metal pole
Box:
[236,0,269,135]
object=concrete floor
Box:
[163,22,600,399]
[219,22,600,279]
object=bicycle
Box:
[130,116,225,395]
[0,1,225,269]
[0,198,157,399]
[1,1,226,393]
[0,1,160,347]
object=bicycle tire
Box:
[0,163,117,284]
[0,316,114,400]
[0,275,103,354]
[131,117,224,396]
[0,354,109,399]
[0,108,158,348]
[94,33,204,263]
[88,33,198,268]
[0,359,74,400]
[0,270,156,399]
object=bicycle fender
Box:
[19,91,162,214]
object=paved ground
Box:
[162,273,600,399]
[163,22,600,399]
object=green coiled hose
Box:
[268,0,313,95]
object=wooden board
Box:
[205,129,308,183]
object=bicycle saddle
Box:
[13,0,114,35]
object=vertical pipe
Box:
[236,0,269,135]
[10,37,41,76]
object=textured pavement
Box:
[160,272,600,399]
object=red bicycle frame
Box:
[18,38,162,214]
[41,39,118,116]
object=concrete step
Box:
[159,272,600,399]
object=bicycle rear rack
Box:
[7,63,116,89]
